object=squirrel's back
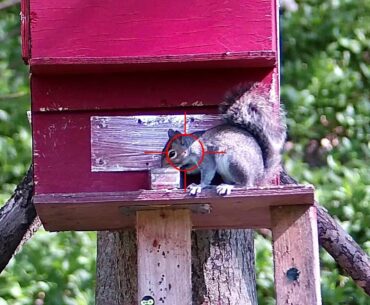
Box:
[220,82,287,182]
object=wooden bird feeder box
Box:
[22,0,322,304]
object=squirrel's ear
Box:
[168,129,180,138]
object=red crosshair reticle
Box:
[144,113,226,191]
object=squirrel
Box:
[161,82,287,195]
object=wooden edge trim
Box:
[21,0,31,63]
[34,184,315,206]
[29,51,276,66]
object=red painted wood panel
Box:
[33,112,151,194]
[33,185,315,231]
[29,0,276,58]
[33,109,224,194]
[31,69,279,194]
[31,68,273,112]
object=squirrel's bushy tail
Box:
[220,82,287,182]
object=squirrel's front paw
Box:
[216,184,234,196]
[187,183,202,196]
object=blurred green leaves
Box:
[0,3,30,202]
[0,231,96,305]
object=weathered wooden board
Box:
[34,185,315,231]
[271,205,322,305]
[28,0,275,58]
[91,115,222,172]
[137,209,192,305]
[150,168,180,190]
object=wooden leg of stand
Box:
[271,205,321,305]
[137,209,192,305]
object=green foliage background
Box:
[0,0,369,304]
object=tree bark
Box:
[95,230,137,304]
[0,165,37,272]
[317,206,370,294]
[191,229,257,305]
[96,229,257,305]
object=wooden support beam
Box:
[137,209,192,305]
[271,205,321,305]
[34,185,314,231]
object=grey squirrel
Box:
[161,82,287,195]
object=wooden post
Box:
[136,209,192,304]
[137,168,191,304]
[271,205,321,305]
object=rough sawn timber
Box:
[137,209,192,304]
[271,205,321,305]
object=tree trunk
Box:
[0,165,37,272]
[95,230,137,304]
[96,229,257,305]
[317,206,370,294]
[191,229,257,305]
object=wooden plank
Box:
[29,52,276,74]
[91,115,222,171]
[21,0,31,63]
[31,68,273,112]
[271,205,321,305]
[33,185,315,231]
[29,0,275,58]
[137,209,192,305]
[32,112,150,194]
[150,168,180,190]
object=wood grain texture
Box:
[150,168,180,190]
[137,209,192,305]
[33,185,315,231]
[91,115,222,171]
[271,205,321,305]
[29,0,275,58]
[29,52,276,74]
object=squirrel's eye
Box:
[169,150,177,159]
